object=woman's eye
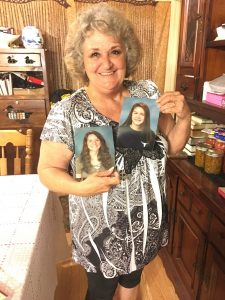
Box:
[90,52,99,58]
[112,49,121,55]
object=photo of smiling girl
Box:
[75,127,115,179]
[117,98,159,150]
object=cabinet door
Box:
[166,167,179,254]
[177,0,205,74]
[176,0,206,99]
[173,202,206,299]
[200,244,225,300]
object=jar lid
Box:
[196,143,212,151]
[215,139,225,143]
[206,149,224,157]
[208,135,216,139]
[214,130,225,141]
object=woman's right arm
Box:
[38,140,120,196]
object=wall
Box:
[0,0,179,97]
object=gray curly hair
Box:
[64,3,142,84]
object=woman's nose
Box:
[101,55,113,68]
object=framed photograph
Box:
[117,97,160,151]
[73,125,115,179]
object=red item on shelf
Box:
[27,76,44,86]
[218,187,225,199]
[215,139,225,152]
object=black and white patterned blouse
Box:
[40,80,169,277]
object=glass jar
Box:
[195,143,212,168]
[204,149,224,174]
[205,135,216,147]
[214,139,225,152]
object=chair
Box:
[0,129,33,175]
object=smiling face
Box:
[131,106,146,129]
[82,31,127,94]
[86,134,101,152]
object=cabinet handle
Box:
[203,272,210,288]
[25,56,35,64]
[193,207,202,216]
[7,56,18,64]
[178,191,185,198]
[180,83,188,91]
[218,232,225,240]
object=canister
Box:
[195,143,212,168]
[204,149,224,174]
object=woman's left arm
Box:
[157,91,191,155]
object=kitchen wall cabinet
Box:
[161,158,225,300]
[176,0,225,124]
[0,48,50,173]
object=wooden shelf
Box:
[187,99,225,124]
[0,48,49,173]
[206,39,225,48]
[0,66,43,72]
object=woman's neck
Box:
[130,124,144,131]
[89,151,101,167]
[85,85,130,122]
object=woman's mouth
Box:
[100,71,115,76]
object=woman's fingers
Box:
[157,91,190,119]
[96,167,115,177]
[78,170,120,196]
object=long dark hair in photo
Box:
[80,130,113,173]
[121,102,152,143]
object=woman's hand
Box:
[77,167,120,197]
[157,91,191,155]
[157,91,190,120]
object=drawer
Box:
[0,99,46,127]
[177,179,191,211]
[209,216,225,256]
[190,195,210,232]
[0,53,41,67]
[176,74,197,100]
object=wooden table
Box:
[0,174,70,299]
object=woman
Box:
[117,102,155,150]
[38,4,191,300]
[76,130,114,179]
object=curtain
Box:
[0,0,170,94]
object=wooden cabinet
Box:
[163,3,225,297]
[0,48,50,173]
[176,0,205,100]
[199,244,225,300]
[176,0,225,124]
[166,167,178,254]
[173,201,206,299]
[161,158,225,300]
